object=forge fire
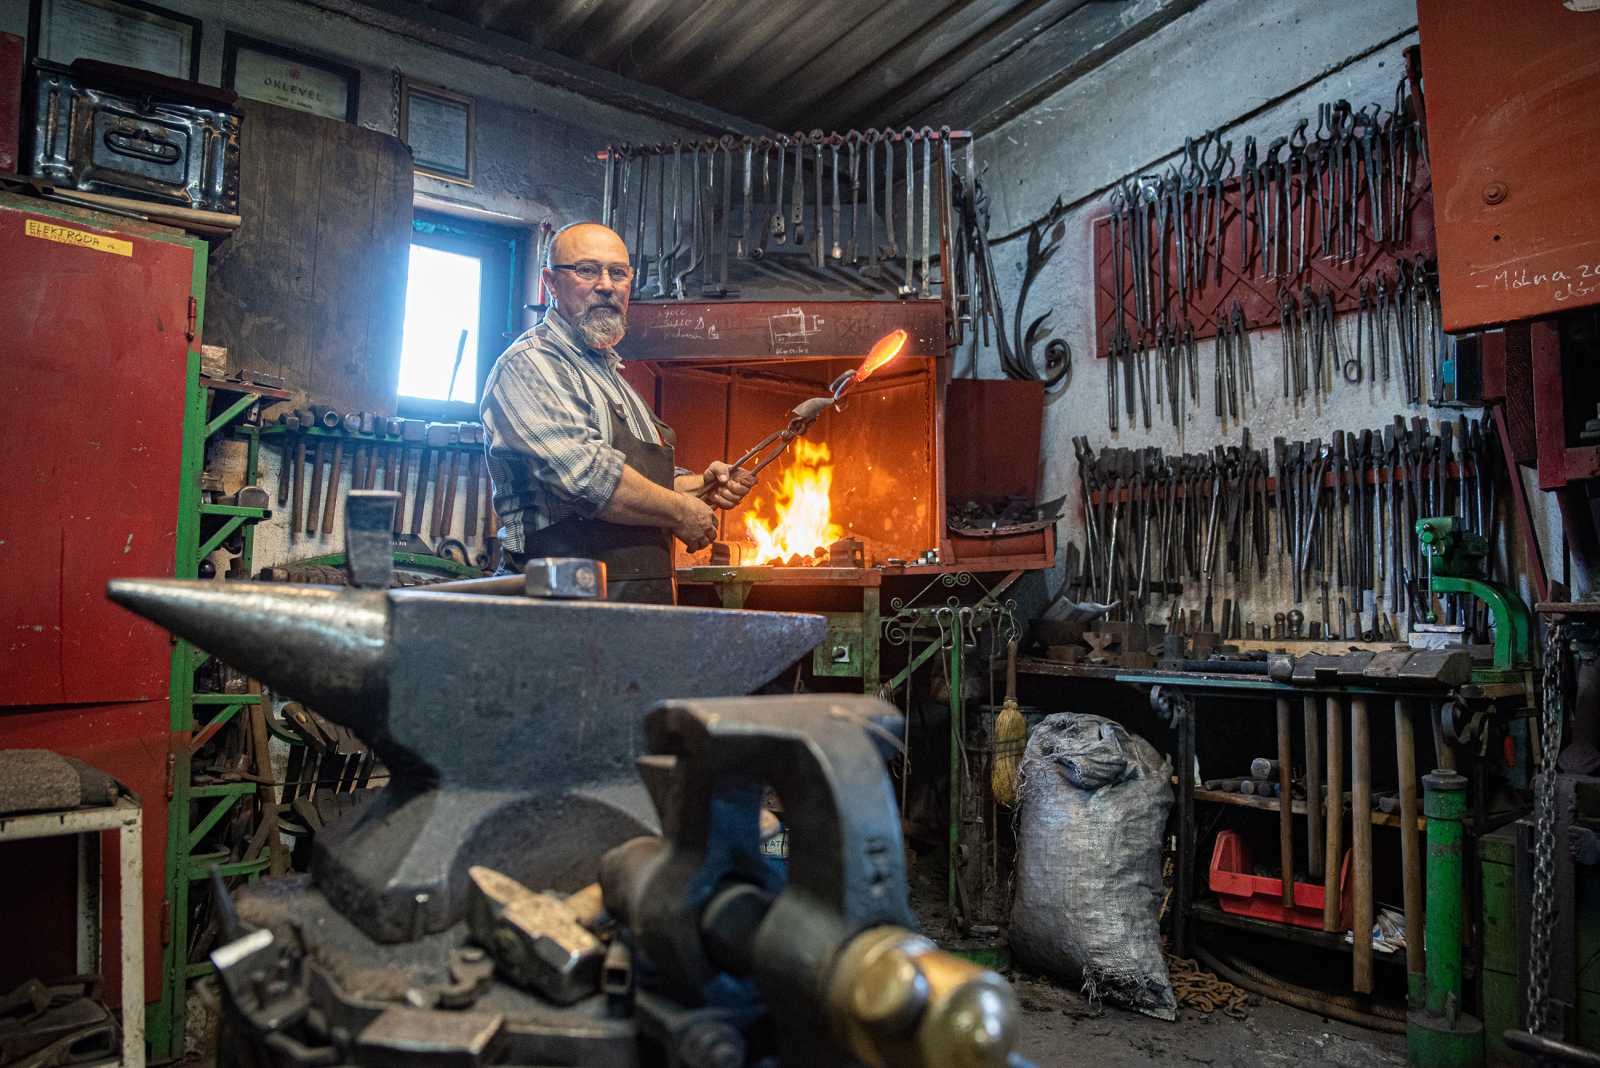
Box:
[741,439,844,565]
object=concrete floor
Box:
[1007,972,1407,1068]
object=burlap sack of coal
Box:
[1010,712,1176,1020]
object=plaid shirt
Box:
[480,309,668,553]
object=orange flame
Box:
[743,439,844,564]
[855,329,908,383]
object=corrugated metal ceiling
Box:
[400,0,1192,133]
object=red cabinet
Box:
[0,193,204,1005]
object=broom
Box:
[991,638,1027,806]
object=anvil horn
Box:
[106,579,389,722]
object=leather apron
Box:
[514,401,678,605]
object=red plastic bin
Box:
[1209,829,1352,930]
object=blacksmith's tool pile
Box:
[108,492,1024,1068]
[267,410,495,566]
[1068,412,1500,642]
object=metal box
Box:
[29,60,240,212]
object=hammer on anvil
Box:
[107,491,827,944]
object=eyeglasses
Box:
[551,261,634,284]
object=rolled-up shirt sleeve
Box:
[481,349,624,515]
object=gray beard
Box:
[576,306,626,349]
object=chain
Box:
[390,67,402,137]
[1526,618,1566,1035]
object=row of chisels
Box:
[273,409,495,546]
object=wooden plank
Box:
[309,120,375,405]
[203,100,409,413]
[1193,787,1422,830]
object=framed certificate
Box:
[28,0,201,81]
[400,78,474,186]
[222,33,359,123]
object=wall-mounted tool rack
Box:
[591,128,982,352]
[1090,98,1437,356]
[260,422,497,553]
[1069,414,1502,637]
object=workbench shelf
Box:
[1189,901,1408,968]
[1192,786,1425,830]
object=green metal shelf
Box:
[155,364,277,1060]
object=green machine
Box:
[1407,519,1539,1067]
[1415,516,1533,684]
[1410,770,1485,1068]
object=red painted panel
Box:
[0,200,193,705]
[945,379,1042,503]
[0,700,173,1003]
[0,33,19,175]
[1417,0,1600,329]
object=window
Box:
[397,211,526,419]
[399,245,481,404]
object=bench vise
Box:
[1416,515,1533,682]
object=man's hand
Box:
[671,493,718,552]
[701,462,757,509]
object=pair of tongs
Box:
[697,329,908,502]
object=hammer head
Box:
[467,866,602,1005]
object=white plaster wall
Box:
[964,0,1568,624]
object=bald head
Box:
[546,222,629,270]
[543,222,632,349]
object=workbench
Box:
[1013,655,1528,1005]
